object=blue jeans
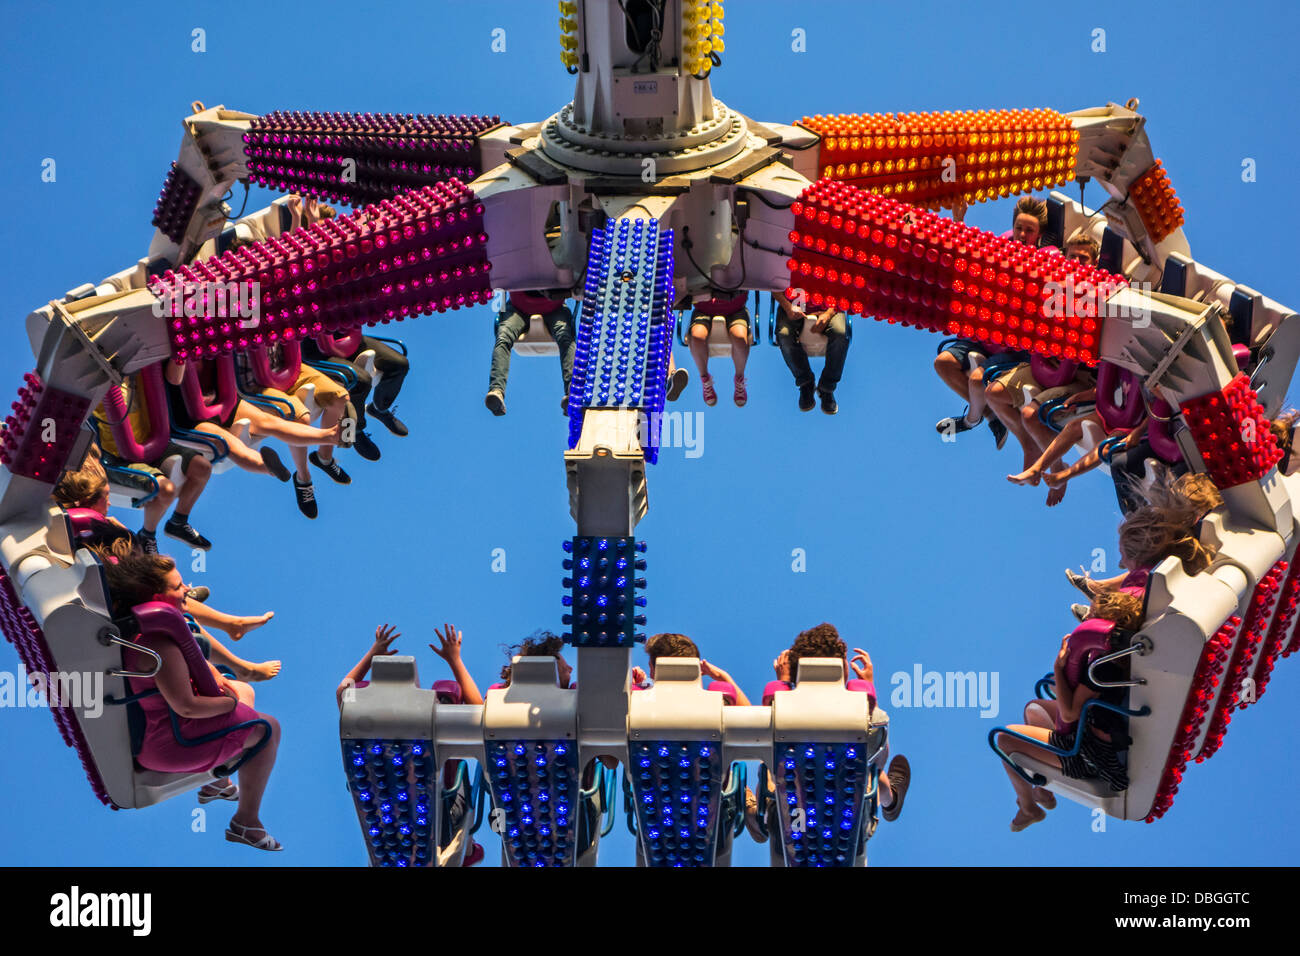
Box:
[489,306,576,396]
[776,310,850,393]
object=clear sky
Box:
[1,0,1297,867]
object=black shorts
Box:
[941,338,991,373]
[102,442,201,474]
[1049,729,1129,792]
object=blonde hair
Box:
[1117,504,1217,573]
[1090,589,1144,632]
[1171,472,1223,517]
[53,445,108,509]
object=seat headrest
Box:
[130,601,222,696]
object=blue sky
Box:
[1,0,1297,866]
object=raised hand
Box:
[429,623,464,663]
[850,648,873,682]
[372,623,401,656]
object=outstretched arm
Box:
[699,660,751,706]
[430,623,484,706]
[337,624,400,707]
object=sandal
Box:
[198,782,239,804]
[226,819,284,851]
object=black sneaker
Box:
[561,394,570,416]
[987,414,1009,450]
[164,519,212,551]
[353,430,381,462]
[798,384,816,412]
[186,586,211,604]
[138,530,159,555]
[935,407,980,436]
[819,388,838,416]
[293,475,318,519]
[367,402,408,437]
[309,451,351,485]
[882,754,911,822]
[484,390,506,417]
[260,447,291,482]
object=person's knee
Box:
[186,455,212,479]
[689,322,710,343]
[728,323,748,343]
[934,351,955,374]
[1021,404,1038,425]
[156,477,176,498]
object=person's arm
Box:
[1052,635,1077,719]
[148,638,239,718]
[429,623,484,706]
[337,624,400,707]
[1062,387,1096,408]
[699,660,751,706]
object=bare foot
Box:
[1043,469,1070,488]
[232,659,281,682]
[1032,787,1057,810]
[1010,803,1047,832]
[1007,466,1041,486]
[1045,485,1067,507]
[225,611,273,642]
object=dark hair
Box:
[645,632,700,666]
[100,553,176,617]
[788,622,847,680]
[499,629,566,683]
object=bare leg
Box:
[966,366,989,424]
[1008,416,1087,485]
[141,477,177,533]
[934,351,974,402]
[192,423,273,476]
[241,402,341,447]
[729,324,750,379]
[207,635,281,683]
[986,382,1039,469]
[313,402,344,465]
[185,598,274,642]
[231,714,282,840]
[996,726,1065,830]
[688,322,711,380]
[176,455,211,514]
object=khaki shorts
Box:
[994,362,1039,409]
[294,365,350,408]
[255,387,310,421]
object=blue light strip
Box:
[562,536,647,648]
[567,218,676,464]
[342,738,438,867]
[773,742,870,867]
[629,740,724,866]
[486,739,579,867]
